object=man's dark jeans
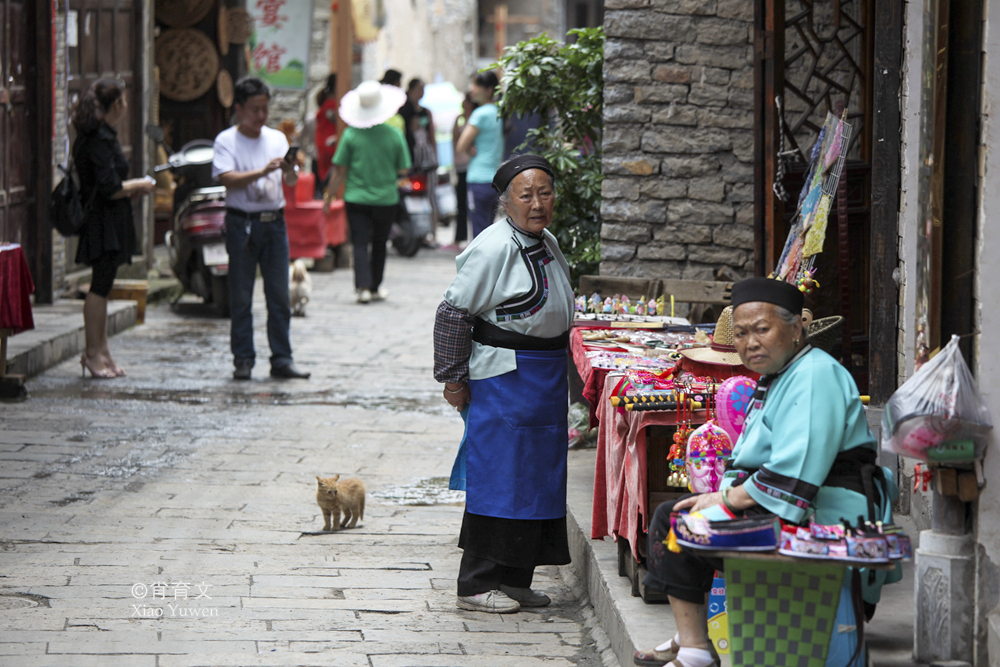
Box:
[345,202,396,291]
[224,211,293,370]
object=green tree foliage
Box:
[490,28,604,283]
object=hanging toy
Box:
[796,268,820,295]
[686,420,733,493]
[668,390,694,488]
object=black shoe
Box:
[233,360,253,380]
[270,364,310,379]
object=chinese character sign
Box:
[247,0,312,90]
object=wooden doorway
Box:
[753,0,903,400]
[65,0,144,274]
[0,0,54,302]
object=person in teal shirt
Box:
[455,70,504,237]
[326,81,411,304]
[634,277,900,667]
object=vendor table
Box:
[571,327,710,599]
[0,244,34,398]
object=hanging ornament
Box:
[796,267,820,295]
[686,420,733,493]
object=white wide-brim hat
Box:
[338,81,407,129]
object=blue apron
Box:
[464,349,568,520]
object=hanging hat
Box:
[337,81,406,129]
[679,306,744,366]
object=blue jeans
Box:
[224,212,293,369]
[468,182,499,238]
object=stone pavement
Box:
[0,249,614,667]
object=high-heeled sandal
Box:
[81,354,116,379]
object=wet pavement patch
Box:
[0,593,50,609]
[371,477,465,506]
[50,490,95,506]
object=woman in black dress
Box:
[71,78,154,378]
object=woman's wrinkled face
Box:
[732,302,802,376]
[503,169,555,235]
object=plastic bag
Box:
[882,335,993,461]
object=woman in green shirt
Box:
[326,81,411,303]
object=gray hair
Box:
[774,305,801,327]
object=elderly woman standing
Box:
[634,277,900,667]
[433,155,574,614]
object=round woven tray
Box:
[226,7,255,44]
[217,69,234,108]
[807,316,844,355]
[155,29,220,102]
[155,0,214,28]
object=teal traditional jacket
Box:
[720,346,902,600]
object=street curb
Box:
[7,300,137,378]
[566,448,677,667]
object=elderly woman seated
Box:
[635,277,901,667]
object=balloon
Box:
[715,376,757,444]
[686,420,733,493]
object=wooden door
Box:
[0,0,52,300]
[754,0,903,398]
[66,0,143,273]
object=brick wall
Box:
[599,0,755,282]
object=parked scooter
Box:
[147,126,230,317]
[391,170,456,257]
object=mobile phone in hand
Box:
[285,145,299,163]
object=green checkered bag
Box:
[724,558,843,667]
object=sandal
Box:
[633,646,677,666]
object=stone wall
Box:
[599,0,756,283]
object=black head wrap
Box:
[491,154,554,194]
[731,277,804,315]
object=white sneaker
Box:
[372,288,389,301]
[456,589,520,613]
[498,585,551,607]
[357,289,372,304]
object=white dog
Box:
[289,259,311,317]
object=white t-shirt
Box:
[212,125,289,212]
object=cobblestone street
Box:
[0,250,612,666]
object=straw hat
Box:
[338,81,407,129]
[680,306,744,366]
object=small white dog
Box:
[289,259,311,317]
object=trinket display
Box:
[685,420,733,494]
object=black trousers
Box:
[457,551,534,596]
[642,496,723,604]
[345,202,395,291]
[454,170,468,243]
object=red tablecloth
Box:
[0,245,34,334]
[590,372,707,561]
[570,328,612,429]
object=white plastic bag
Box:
[881,335,993,461]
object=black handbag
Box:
[50,160,96,237]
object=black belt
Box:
[472,318,568,351]
[727,446,884,522]
[225,207,284,222]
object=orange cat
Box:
[315,475,366,530]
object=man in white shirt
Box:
[213,77,310,380]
